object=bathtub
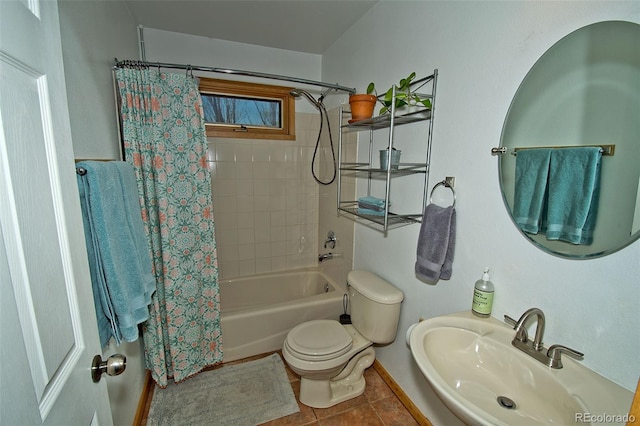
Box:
[220,269,346,362]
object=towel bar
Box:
[429,178,456,208]
[75,159,119,175]
[491,144,615,157]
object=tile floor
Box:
[141,351,421,426]
[257,351,420,426]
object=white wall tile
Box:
[216,143,235,162]
[252,144,271,162]
[237,228,255,245]
[238,244,256,261]
[235,145,253,162]
[253,179,270,196]
[236,196,254,213]
[216,162,236,179]
[236,212,254,228]
[235,178,253,196]
[208,112,352,281]
[235,162,253,179]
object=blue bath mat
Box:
[147,353,299,425]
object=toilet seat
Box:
[285,320,353,361]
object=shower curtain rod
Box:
[113,58,356,94]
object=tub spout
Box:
[318,252,341,262]
[318,253,333,262]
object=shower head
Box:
[290,88,322,108]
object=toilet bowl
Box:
[282,270,404,408]
[282,320,375,408]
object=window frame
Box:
[199,77,296,140]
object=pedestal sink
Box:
[409,311,633,425]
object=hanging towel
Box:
[415,204,456,282]
[513,148,552,234]
[544,147,602,245]
[77,161,156,347]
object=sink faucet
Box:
[505,308,584,369]
[514,307,545,350]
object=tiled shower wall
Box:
[208,113,322,279]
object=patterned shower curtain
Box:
[115,66,223,386]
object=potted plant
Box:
[348,82,377,122]
[369,72,432,115]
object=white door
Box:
[0,0,113,424]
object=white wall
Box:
[58,2,146,425]
[59,1,136,160]
[143,28,324,114]
[323,1,640,422]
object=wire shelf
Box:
[338,206,422,231]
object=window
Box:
[199,77,296,140]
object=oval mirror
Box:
[499,21,640,259]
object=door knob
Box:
[91,354,126,382]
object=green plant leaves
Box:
[371,72,430,115]
[366,82,376,95]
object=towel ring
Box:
[430,180,456,207]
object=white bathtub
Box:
[220,269,345,362]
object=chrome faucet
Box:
[324,230,336,249]
[318,252,342,263]
[505,308,584,369]
[514,307,546,350]
[318,253,334,262]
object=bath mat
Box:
[146,353,299,425]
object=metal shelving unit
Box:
[337,70,438,232]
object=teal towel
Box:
[357,195,389,216]
[357,207,386,216]
[358,196,387,212]
[513,149,552,234]
[544,147,602,245]
[77,161,155,347]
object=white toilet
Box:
[282,270,404,408]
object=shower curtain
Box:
[115,66,223,386]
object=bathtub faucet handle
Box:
[324,230,336,249]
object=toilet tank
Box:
[347,270,404,344]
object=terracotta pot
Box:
[348,94,377,121]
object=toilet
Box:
[282,270,404,408]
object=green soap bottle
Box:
[472,267,494,318]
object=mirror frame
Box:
[499,20,640,259]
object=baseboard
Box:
[373,360,432,426]
[133,370,154,426]
[629,378,640,426]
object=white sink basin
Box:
[409,311,633,425]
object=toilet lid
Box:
[286,319,353,361]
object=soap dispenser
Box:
[472,267,494,318]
